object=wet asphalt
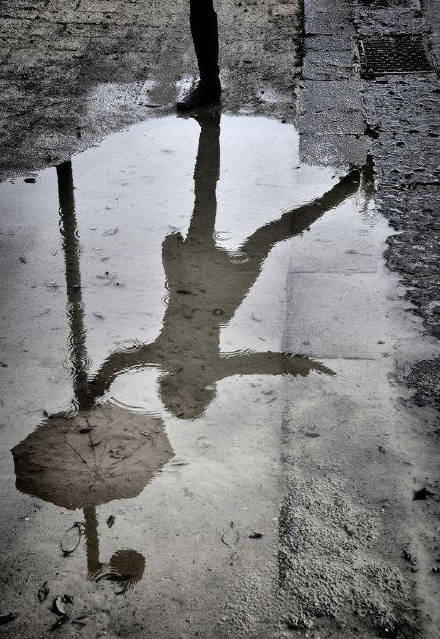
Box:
[1,1,440,638]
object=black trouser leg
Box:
[190,0,219,81]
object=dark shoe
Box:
[176,79,221,111]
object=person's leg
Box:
[191,0,219,81]
[176,0,221,110]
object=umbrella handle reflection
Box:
[57,161,91,410]
[83,506,101,577]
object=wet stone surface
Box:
[354,0,440,417]
[0,0,301,179]
[1,111,440,638]
[1,0,440,637]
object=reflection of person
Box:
[86,112,361,419]
[176,0,221,111]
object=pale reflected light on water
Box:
[3,111,375,606]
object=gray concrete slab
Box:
[297,81,365,134]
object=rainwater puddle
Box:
[0,113,433,635]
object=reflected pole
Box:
[56,161,90,410]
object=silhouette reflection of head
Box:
[84,506,146,591]
[159,370,216,420]
[89,110,361,419]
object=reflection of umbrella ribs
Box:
[12,404,174,510]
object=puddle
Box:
[1,112,436,635]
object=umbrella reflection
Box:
[12,162,172,588]
[88,111,361,419]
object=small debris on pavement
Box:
[93,312,105,320]
[37,581,50,603]
[170,459,189,466]
[222,522,240,547]
[248,532,263,539]
[102,227,118,236]
[304,432,321,438]
[45,282,59,291]
[402,549,417,565]
[95,572,131,594]
[176,289,192,295]
[115,580,130,595]
[51,594,73,616]
[413,487,435,501]
[19,257,27,263]
[60,522,84,555]
[212,308,224,315]
[364,123,380,139]
[72,618,87,627]
[52,597,66,616]
[378,445,386,453]
[196,436,210,448]
[49,615,69,632]
[106,515,115,528]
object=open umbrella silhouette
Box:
[12,404,173,511]
[12,161,174,587]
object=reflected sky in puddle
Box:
[3,112,373,597]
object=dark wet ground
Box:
[0,0,300,179]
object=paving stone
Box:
[303,50,354,80]
[298,80,365,134]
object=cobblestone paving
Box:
[289,1,440,635]
[355,0,440,408]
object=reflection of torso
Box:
[84,115,358,418]
[154,233,258,364]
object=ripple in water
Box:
[113,339,145,354]
[229,251,249,264]
[108,395,162,418]
[214,230,232,242]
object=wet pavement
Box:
[0,0,300,179]
[1,111,439,637]
[1,0,440,637]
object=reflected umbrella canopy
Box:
[12,404,173,511]
[13,161,174,587]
